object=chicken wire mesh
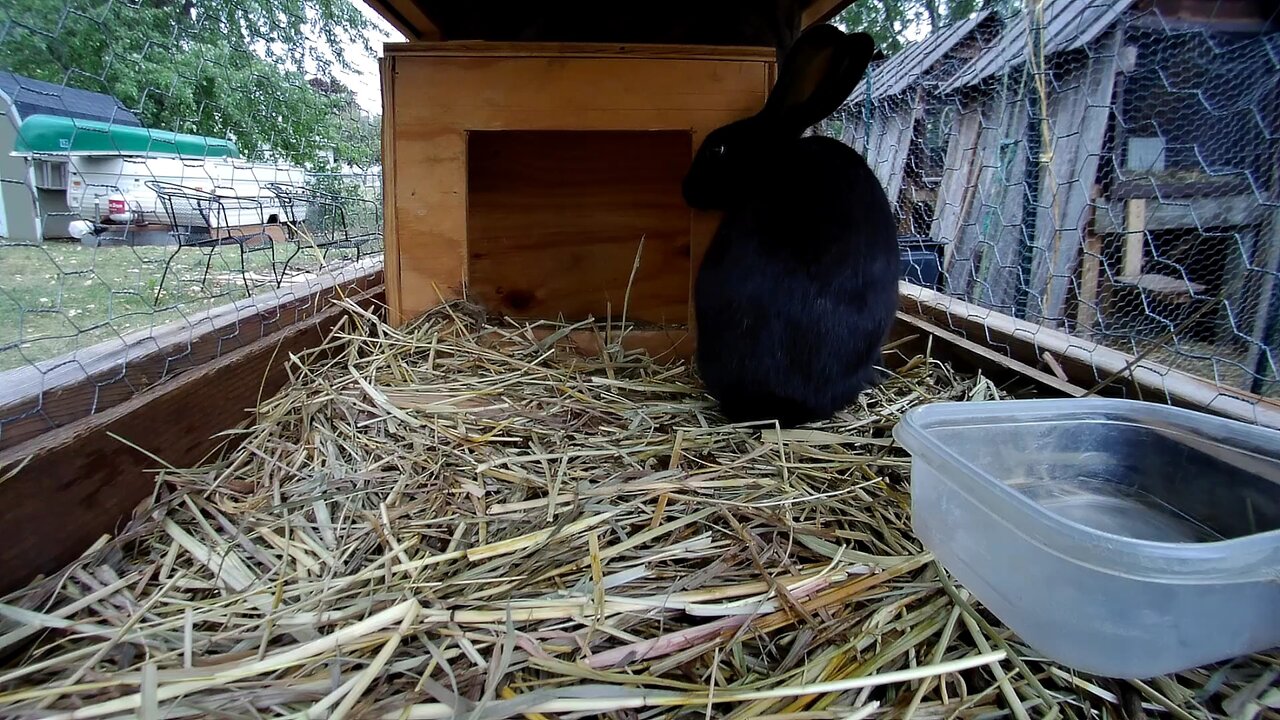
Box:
[3,0,1279,447]
[0,0,391,445]
[827,0,1280,412]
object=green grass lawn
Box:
[0,238,381,373]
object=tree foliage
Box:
[836,0,1018,55]
[0,0,381,170]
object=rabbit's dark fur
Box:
[684,25,898,428]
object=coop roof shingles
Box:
[942,0,1136,92]
[854,9,995,101]
[0,71,141,127]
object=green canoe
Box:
[13,114,241,159]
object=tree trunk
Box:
[923,0,941,33]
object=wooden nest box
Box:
[369,0,855,353]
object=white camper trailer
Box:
[13,114,304,243]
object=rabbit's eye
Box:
[711,144,726,158]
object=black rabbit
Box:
[683,24,899,428]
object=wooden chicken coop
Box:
[368,0,857,357]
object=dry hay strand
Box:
[0,301,1276,720]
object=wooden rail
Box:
[0,270,384,595]
[901,282,1280,428]
[0,260,383,452]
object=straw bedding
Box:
[0,301,1275,719]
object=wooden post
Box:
[1247,207,1280,393]
[380,55,403,325]
[1076,229,1104,335]
[1246,118,1280,394]
[1122,197,1147,278]
[1219,225,1258,344]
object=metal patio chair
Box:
[265,182,381,282]
[146,180,281,305]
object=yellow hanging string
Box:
[1027,0,1068,321]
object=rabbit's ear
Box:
[762,25,877,134]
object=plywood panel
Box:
[395,127,468,317]
[1027,30,1121,325]
[941,95,1026,308]
[883,88,924,206]
[387,46,773,326]
[468,131,692,324]
[393,58,771,118]
[934,106,981,272]
[978,97,1030,314]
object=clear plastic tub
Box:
[893,398,1280,679]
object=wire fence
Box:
[826,0,1280,414]
[3,0,1279,445]
[0,0,389,445]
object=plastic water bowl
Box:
[893,398,1280,679]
